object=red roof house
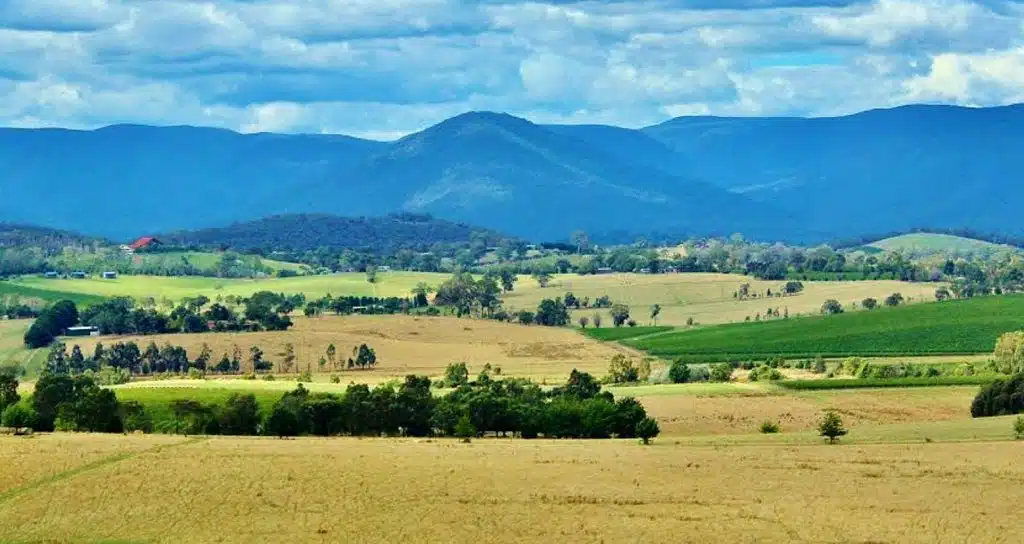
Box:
[129,237,161,251]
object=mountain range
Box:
[1,103,1022,243]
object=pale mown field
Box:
[16,271,940,328]
[13,271,445,302]
[633,384,977,436]
[2,433,1023,543]
[505,273,941,326]
[0,319,43,372]
[71,314,637,382]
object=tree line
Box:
[0,368,661,444]
[24,293,298,348]
[39,339,379,378]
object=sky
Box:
[0,0,1022,140]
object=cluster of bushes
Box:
[24,293,299,349]
[971,374,1024,417]
[0,295,37,319]
[304,295,421,317]
[3,368,661,443]
[23,300,79,348]
[1,372,130,433]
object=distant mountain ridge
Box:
[1,104,1022,243]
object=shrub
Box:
[1015,416,1024,440]
[972,374,1024,417]
[119,401,152,433]
[90,366,131,386]
[861,297,878,310]
[812,356,827,374]
[821,299,843,315]
[627,319,637,328]
[454,414,476,442]
[818,410,847,444]
[262,374,276,381]
[668,359,691,384]
[885,292,904,307]
[297,370,313,383]
[748,365,783,382]
[187,368,205,380]
[636,417,660,445]
[1,401,37,428]
[709,363,733,382]
[330,375,341,384]
[759,420,780,434]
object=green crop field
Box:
[869,233,1016,253]
[583,326,673,342]
[626,295,1024,362]
[7,271,448,303]
[150,251,307,273]
[776,375,1001,390]
[0,281,107,307]
[112,386,286,433]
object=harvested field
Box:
[505,272,940,326]
[70,315,637,382]
[2,434,1023,543]
[637,385,976,436]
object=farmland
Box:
[69,314,636,383]
[3,432,1024,543]
[6,271,444,303]
[6,271,940,328]
[626,294,1024,361]
[0,319,42,372]
[503,272,941,326]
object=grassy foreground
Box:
[628,295,1024,361]
[2,431,1024,543]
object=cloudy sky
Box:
[1,0,1022,139]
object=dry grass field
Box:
[2,434,1023,543]
[634,385,977,436]
[506,273,941,326]
[70,314,637,382]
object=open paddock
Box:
[1,433,1023,543]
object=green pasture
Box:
[869,233,1017,253]
[7,271,448,303]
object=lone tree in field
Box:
[885,292,904,307]
[532,271,552,288]
[636,417,660,445]
[821,299,843,315]
[578,316,589,329]
[935,286,951,301]
[650,304,662,326]
[818,410,848,444]
[592,313,602,328]
[454,414,476,442]
[610,304,630,327]
[862,297,878,310]
[280,343,296,374]
[326,344,337,370]
[365,265,378,284]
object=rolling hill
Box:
[2,104,1023,243]
[868,233,1017,253]
[156,212,514,253]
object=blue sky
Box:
[0,0,1022,139]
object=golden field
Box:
[69,314,637,382]
[505,273,941,326]
[2,433,1024,543]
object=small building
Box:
[102,271,118,280]
[65,326,99,337]
[377,265,392,272]
[70,271,87,279]
[43,271,59,279]
[596,267,614,275]
[129,236,162,252]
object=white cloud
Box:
[0,0,1021,136]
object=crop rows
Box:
[627,295,1024,362]
[776,376,1000,391]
